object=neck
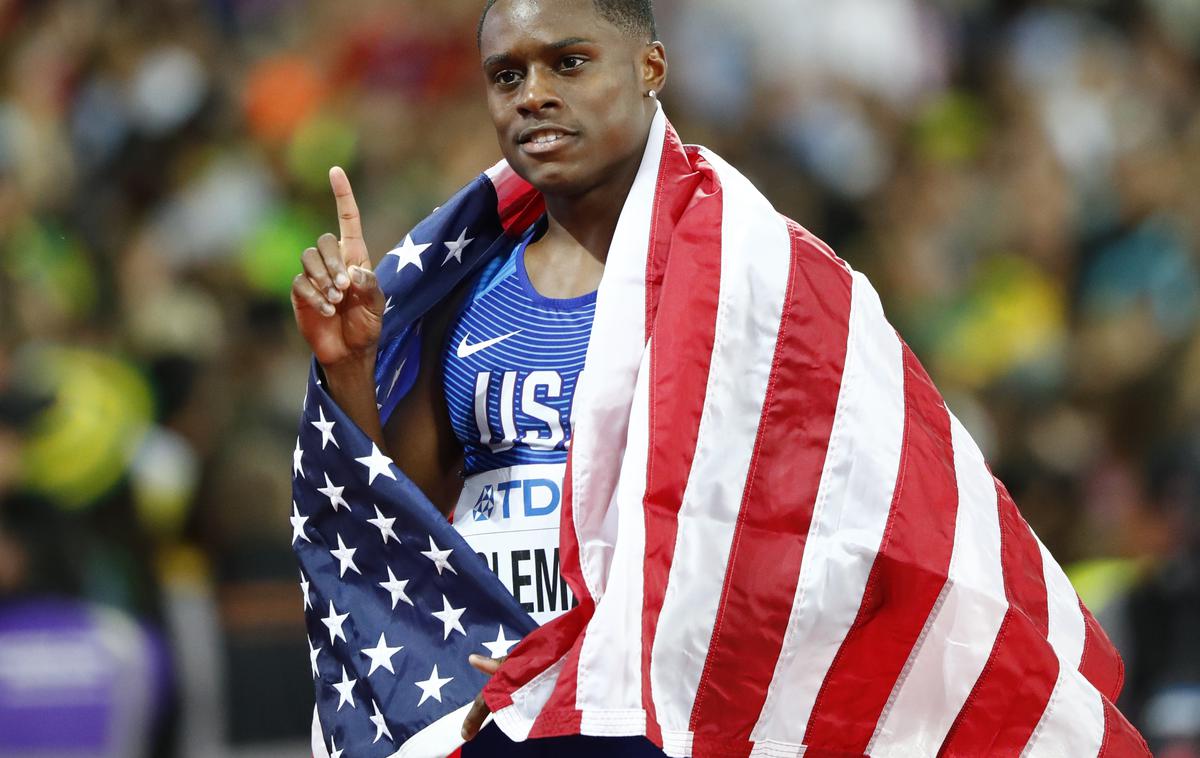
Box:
[540,118,654,264]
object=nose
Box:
[517,66,561,116]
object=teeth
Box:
[531,132,563,144]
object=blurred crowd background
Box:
[1,0,1198,755]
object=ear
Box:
[640,41,668,97]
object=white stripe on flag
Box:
[1037,536,1087,670]
[490,654,571,742]
[388,703,478,758]
[649,149,792,736]
[576,345,653,724]
[568,105,667,600]
[1021,668,1105,758]
[748,739,803,758]
[867,413,1008,756]
[749,272,905,746]
[312,708,330,758]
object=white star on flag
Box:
[420,536,457,576]
[321,601,349,644]
[361,632,404,676]
[442,227,475,266]
[317,473,350,512]
[310,406,339,450]
[369,700,394,744]
[432,594,466,640]
[308,637,321,678]
[356,443,397,485]
[299,570,312,610]
[482,625,520,659]
[328,737,343,758]
[415,664,454,706]
[332,666,357,711]
[379,567,413,609]
[329,534,361,578]
[387,234,431,273]
[293,439,305,478]
[290,502,310,546]
[367,505,399,544]
[384,296,395,315]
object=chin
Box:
[511,158,590,197]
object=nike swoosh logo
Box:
[457,331,521,359]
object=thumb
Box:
[348,265,386,316]
[468,654,505,675]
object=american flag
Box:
[295,106,1150,757]
[293,150,544,757]
[480,111,1150,757]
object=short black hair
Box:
[478,0,657,48]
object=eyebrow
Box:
[483,37,595,69]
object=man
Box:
[294,0,667,753]
[293,0,663,517]
[291,1,1148,756]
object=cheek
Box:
[486,95,508,136]
[592,96,645,154]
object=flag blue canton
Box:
[292,173,540,757]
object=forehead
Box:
[480,0,624,55]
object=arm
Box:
[291,167,462,516]
[291,167,386,448]
[382,293,466,519]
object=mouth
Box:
[517,125,579,156]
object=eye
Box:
[559,55,587,71]
[493,70,522,87]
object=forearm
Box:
[322,355,387,453]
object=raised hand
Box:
[291,167,386,369]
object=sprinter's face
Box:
[480,0,664,197]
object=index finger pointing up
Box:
[330,166,367,257]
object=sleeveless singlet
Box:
[442,222,596,625]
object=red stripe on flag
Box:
[802,343,959,754]
[936,612,1059,757]
[528,637,586,739]
[1078,598,1125,702]
[483,600,590,713]
[687,222,853,756]
[642,136,703,333]
[1097,696,1151,757]
[937,478,1060,757]
[640,140,722,747]
[491,168,543,235]
[996,480,1049,638]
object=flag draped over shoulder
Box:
[293,106,1149,758]
[293,153,546,757]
